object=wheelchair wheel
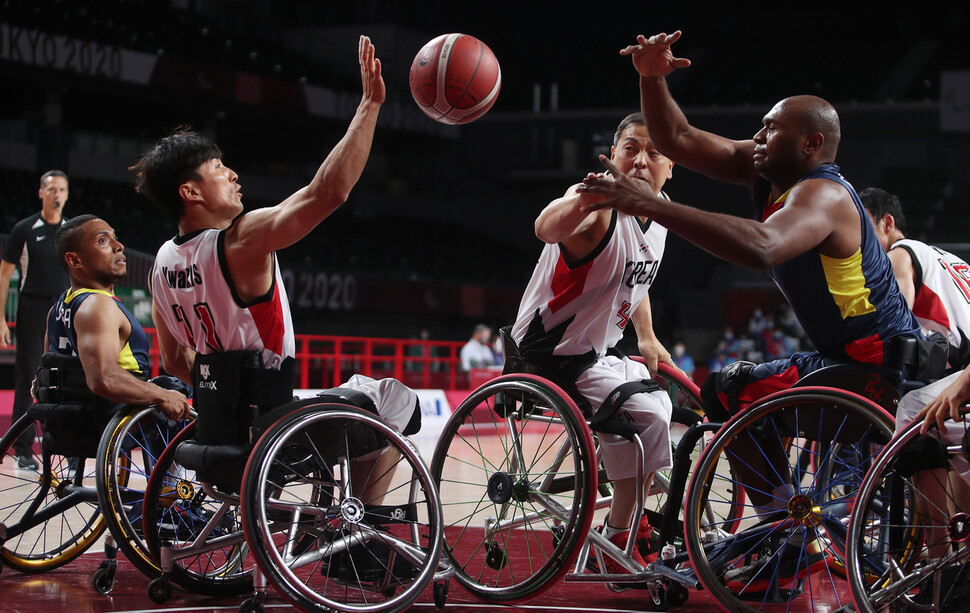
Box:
[631,361,744,547]
[97,406,193,578]
[847,406,970,613]
[684,387,895,612]
[241,400,443,613]
[0,414,105,572]
[141,421,252,596]
[430,374,597,602]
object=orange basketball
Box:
[409,33,501,125]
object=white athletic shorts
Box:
[340,374,420,459]
[896,371,970,484]
[574,354,673,480]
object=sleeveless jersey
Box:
[891,238,970,368]
[150,228,295,370]
[47,288,151,377]
[511,209,667,360]
[755,164,921,363]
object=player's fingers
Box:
[598,154,621,174]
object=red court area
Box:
[1,548,853,613]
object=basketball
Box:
[409,33,501,125]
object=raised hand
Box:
[359,35,386,105]
[619,31,692,78]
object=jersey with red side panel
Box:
[150,228,294,370]
[892,238,970,369]
[511,208,667,362]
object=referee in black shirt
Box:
[1,170,70,469]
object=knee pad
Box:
[701,360,757,422]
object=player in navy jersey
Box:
[579,30,924,512]
[38,214,190,421]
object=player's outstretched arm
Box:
[534,182,613,263]
[231,35,385,256]
[625,31,757,189]
[580,156,843,270]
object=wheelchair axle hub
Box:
[787,494,821,526]
[487,472,530,504]
[340,497,365,524]
[949,513,970,543]
[487,472,513,504]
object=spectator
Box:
[460,324,495,371]
[672,340,695,380]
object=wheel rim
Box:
[243,404,442,613]
[0,416,105,571]
[430,375,596,601]
[685,388,894,612]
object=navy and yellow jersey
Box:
[47,288,151,377]
[754,163,922,364]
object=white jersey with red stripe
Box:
[150,228,295,370]
[891,238,970,368]
[511,209,667,359]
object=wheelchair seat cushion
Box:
[29,401,125,458]
[174,440,251,492]
[795,363,901,414]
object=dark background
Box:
[1,0,968,366]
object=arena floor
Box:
[1,547,853,612]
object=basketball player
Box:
[132,37,418,492]
[861,186,970,371]
[578,29,930,587]
[40,215,190,421]
[510,112,674,572]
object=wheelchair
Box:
[428,337,712,608]
[846,403,970,613]
[138,351,445,613]
[431,334,936,612]
[0,353,189,592]
[0,353,189,593]
[239,399,445,613]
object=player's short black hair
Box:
[613,112,646,147]
[56,213,99,271]
[130,126,223,220]
[859,187,906,233]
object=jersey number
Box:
[616,300,632,330]
[942,261,970,304]
[171,303,224,352]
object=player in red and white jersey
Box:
[150,229,294,370]
[131,35,383,384]
[862,186,970,371]
[510,112,675,572]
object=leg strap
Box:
[589,378,662,442]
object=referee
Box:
[0,170,70,469]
